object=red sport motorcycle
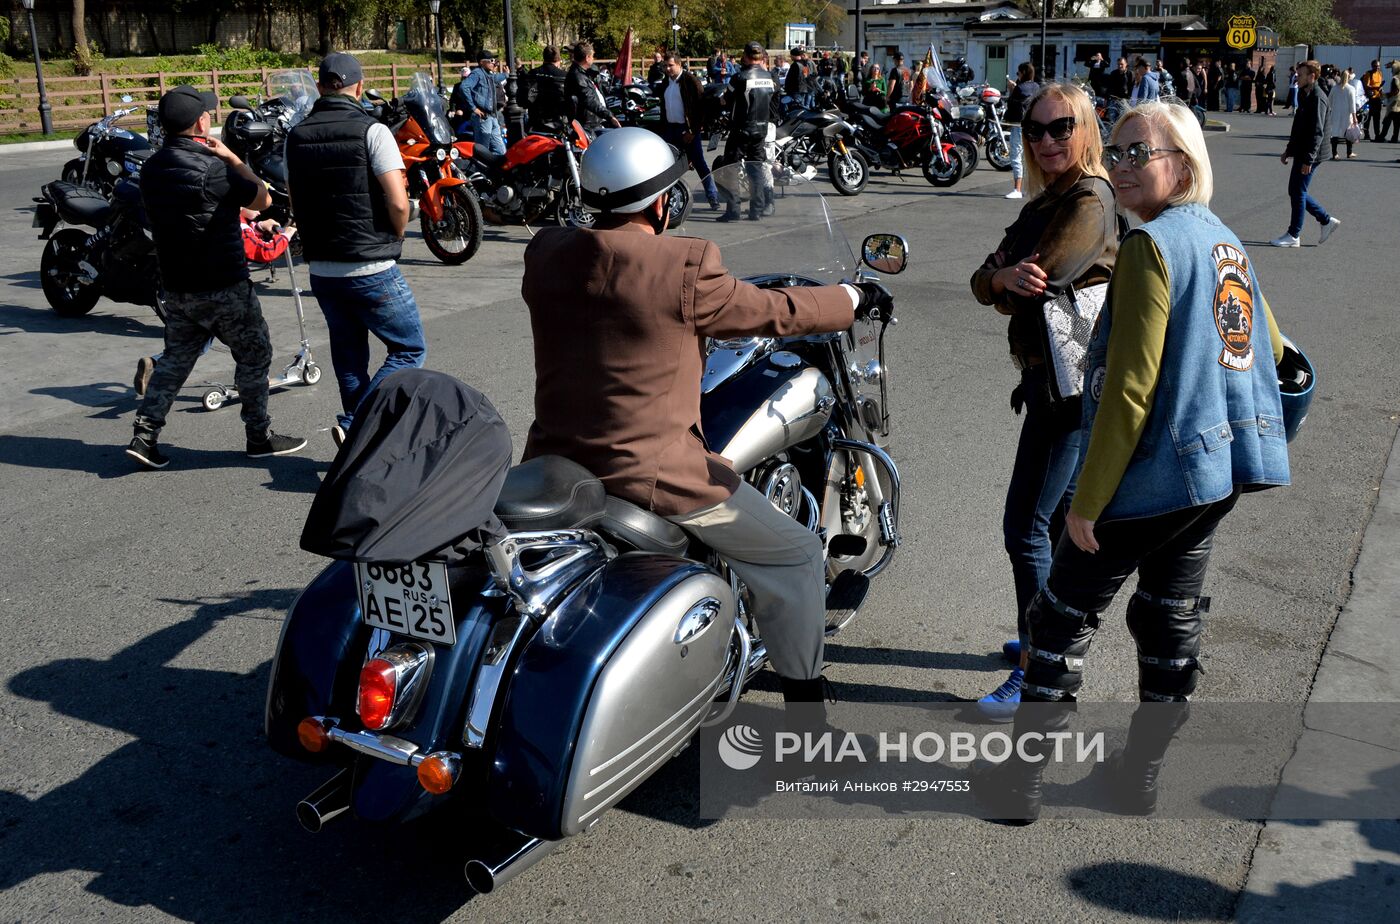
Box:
[459,122,692,229]
[840,96,965,187]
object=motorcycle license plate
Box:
[356,561,457,647]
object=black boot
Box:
[1095,702,1189,815]
[970,736,1051,825]
[779,676,876,761]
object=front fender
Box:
[421,175,469,222]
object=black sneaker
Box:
[133,356,156,397]
[247,431,308,458]
[125,434,169,469]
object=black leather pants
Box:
[1011,488,1241,767]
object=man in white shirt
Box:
[659,53,719,208]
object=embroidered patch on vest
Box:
[1211,243,1255,371]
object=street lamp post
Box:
[500,0,526,144]
[20,0,53,136]
[671,5,680,55]
[428,0,444,92]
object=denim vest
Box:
[1082,203,1290,520]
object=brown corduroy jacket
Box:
[522,222,854,516]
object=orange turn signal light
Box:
[854,465,866,489]
[417,753,460,795]
[297,717,331,753]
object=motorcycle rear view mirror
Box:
[228,95,252,111]
[365,89,386,104]
[861,234,909,275]
[120,94,134,104]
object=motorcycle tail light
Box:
[417,752,461,794]
[357,658,398,730]
[298,717,332,753]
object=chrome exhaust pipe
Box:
[464,833,559,894]
[295,768,351,833]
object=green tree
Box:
[1187,0,1352,47]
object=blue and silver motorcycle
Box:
[265,164,909,892]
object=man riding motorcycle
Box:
[519,127,878,722]
[720,41,778,222]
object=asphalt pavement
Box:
[1,115,1398,923]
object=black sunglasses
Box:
[1022,116,1076,142]
[1102,141,1184,168]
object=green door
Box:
[985,44,1008,89]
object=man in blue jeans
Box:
[286,52,427,446]
[1271,59,1342,247]
[659,54,719,209]
[464,50,506,157]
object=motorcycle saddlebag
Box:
[486,554,735,840]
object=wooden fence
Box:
[0,58,710,137]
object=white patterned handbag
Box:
[1040,282,1109,402]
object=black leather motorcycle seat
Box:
[494,455,605,531]
[472,146,505,170]
[48,181,111,226]
[598,495,690,556]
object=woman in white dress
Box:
[1326,67,1359,159]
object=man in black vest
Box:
[126,85,306,469]
[286,52,425,446]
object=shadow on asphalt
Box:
[0,589,482,920]
[0,300,163,338]
[0,433,324,493]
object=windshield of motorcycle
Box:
[405,71,454,145]
[267,69,319,130]
[678,161,855,285]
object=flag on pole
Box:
[614,28,634,86]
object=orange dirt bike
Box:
[366,73,484,265]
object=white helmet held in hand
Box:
[579,127,688,215]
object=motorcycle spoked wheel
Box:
[420,187,485,265]
[554,179,595,229]
[824,447,898,580]
[41,229,103,317]
[922,147,965,187]
[985,135,1013,171]
[827,148,870,196]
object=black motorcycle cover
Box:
[300,369,512,563]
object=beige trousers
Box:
[667,482,825,680]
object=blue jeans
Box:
[310,266,426,431]
[1003,366,1084,644]
[1009,126,1024,182]
[661,123,718,203]
[472,114,506,157]
[1225,88,1239,111]
[1287,160,1331,238]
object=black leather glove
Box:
[850,280,893,319]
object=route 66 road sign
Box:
[1226,15,1257,51]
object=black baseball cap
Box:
[478,49,498,62]
[319,52,364,90]
[157,85,218,133]
[743,41,765,59]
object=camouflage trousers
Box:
[135,279,272,439]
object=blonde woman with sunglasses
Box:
[968,82,1117,720]
[972,100,1291,823]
